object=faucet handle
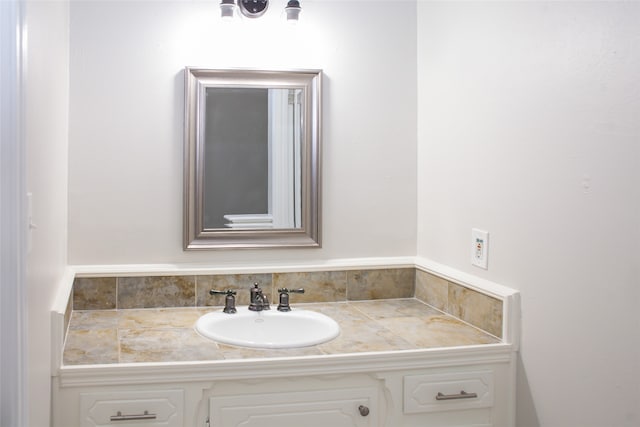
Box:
[209,289,236,296]
[209,289,237,314]
[277,288,305,294]
[277,288,305,312]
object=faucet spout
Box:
[248,282,270,311]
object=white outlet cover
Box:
[471,228,489,269]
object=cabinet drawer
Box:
[404,370,493,414]
[79,389,183,427]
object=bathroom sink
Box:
[195,308,340,349]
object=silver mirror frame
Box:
[184,68,322,250]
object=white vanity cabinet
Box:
[53,347,515,427]
[54,374,384,427]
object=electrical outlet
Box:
[471,228,489,269]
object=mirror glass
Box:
[184,68,321,249]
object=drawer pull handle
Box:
[358,405,370,416]
[110,410,157,421]
[436,390,478,401]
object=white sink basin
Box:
[195,308,340,349]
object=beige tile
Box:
[63,328,119,365]
[415,270,448,311]
[350,299,441,320]
[317,318,415,354]
[377,315,499,348]
[347,268,415,300]
[301,302,370,323]
[217,344,323,360]
[273,271,347,303]
[118,308,203,329]
[197,274,272,307]
[69,310,119,330]
[73,277,117,310]
[448,283,503,338]
[119,328,223,363]
[62,297,504,366]
[118,276,196,309]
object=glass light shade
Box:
[220,0,235,20]
[285,0,301,22]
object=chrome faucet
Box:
[248,282,270,311]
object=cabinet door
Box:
[209,387,378,427]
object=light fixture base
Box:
[238,0,269,18]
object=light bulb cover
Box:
[220,0,235,20]
[285,0,301,21]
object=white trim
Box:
[50,267,75,375]
[268,89,296,228]
[223,213,273,228]
[51,266,76,315]
[68,256,418,277]
[0,0,27,424]
[415,257,518,299]
[292,90,302,227]
[50,311,65,378]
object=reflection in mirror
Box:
[184,68,321,249]
[204,87,303,230]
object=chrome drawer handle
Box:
[435,390,478,401]
[110,410,157,421]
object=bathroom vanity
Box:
[51,262,519,427]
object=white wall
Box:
[67,0,418,265]
[417,2,640,426]
[23,1,69,426]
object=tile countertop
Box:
[63,298,500,366]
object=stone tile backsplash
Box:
[118,276,196,309]
[72,268,417,310]
[346,268,415,300]
[70,267,502,338]
[73,277,117,310]
[273,271,347,303]
[415,269,503,338]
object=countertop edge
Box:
[56,343,515,388]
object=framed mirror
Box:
[184,68,322,249]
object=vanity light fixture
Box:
[219,0,301,22]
